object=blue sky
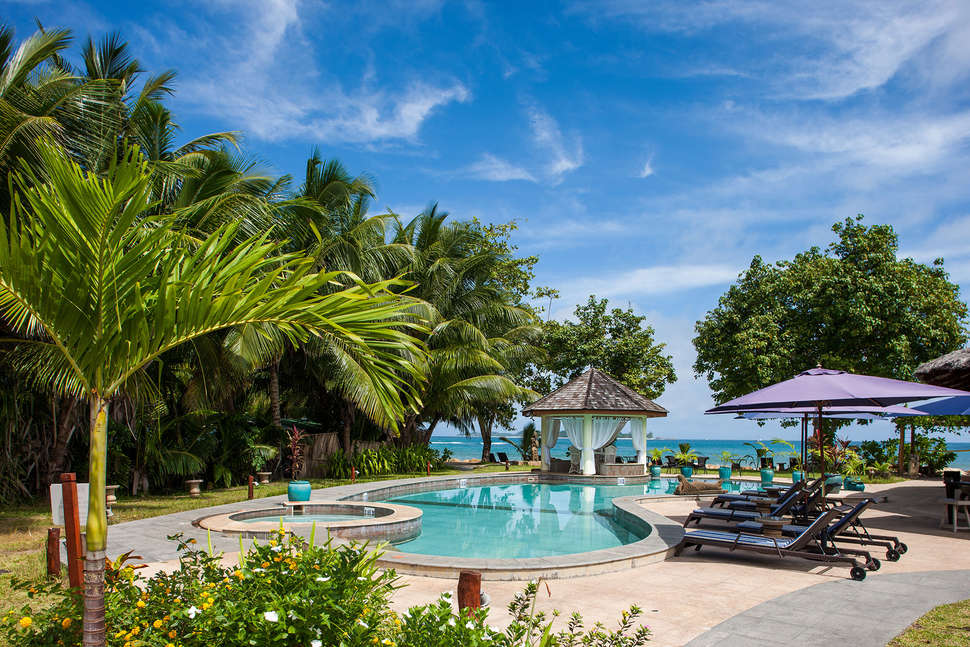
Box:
[6,0,970,442]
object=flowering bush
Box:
[2,532,650,647]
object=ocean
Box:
[430,435,970,470]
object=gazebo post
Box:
[540,416,551,471]
[636,416,648,465]
[581,413,594,475]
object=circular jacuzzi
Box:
[195,501,421,544]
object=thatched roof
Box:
[915,348,970,391]
[522,367,668,417]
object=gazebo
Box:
[523,368,667,475]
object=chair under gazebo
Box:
[523,368,668,476]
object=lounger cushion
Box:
[691,507,760,522]
[684,528,795,549]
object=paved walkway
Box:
[685,569,970,647]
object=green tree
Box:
[693,216,968,405]
[531,296,677,398]
[0,141,426,646]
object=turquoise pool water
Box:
[239,514,362,524]
[385,479,759,558]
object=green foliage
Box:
[323,445,452,479]
[530,296,676,399]
[859,436,956,474]
[2,535,652,647]
[499,422,538,460]
[694,216,968,406]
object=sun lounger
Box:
[711,479,810,508]
[675,509,871,580]
[497,452,510,463]
[685,483,811,526]
[734,498,907,561]
[488,453,497,463]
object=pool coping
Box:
[310,471,688,580]
[194,501,422,544]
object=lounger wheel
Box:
[885,548,901,562]
[866,557,881,571]
[850,566,867,581]
[897,542,908,555]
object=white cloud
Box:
[574,0,970,100]
[565,263,739,301]
[464,153,537,182]
[166,0,469,144]
[639,156,655,178]
[528,106,583,180]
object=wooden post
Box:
[351,466,356,483]
[457,570,481,613]
[248,475,254,500]
[46,527,61,578]
[426,461,431,477]
[60,473,83,589]
[898,423,906,476]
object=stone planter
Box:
[649,465,662,477]
[185,479,203,498]
[680,466,693,478]
[287,480,312,502]
[256,471,272,485]
[105,484,119,518]
[759,468,774,486]
[718,466,732,480]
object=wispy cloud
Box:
[164,0,469,145]
[464,153,537,182]
[566,263,740,300]
[528,106,583,180]
[639,156,655,178]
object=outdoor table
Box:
[758,516,786,538]
[939,498,970,533]
[747,497,774,514]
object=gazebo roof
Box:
[522,367,668,417]
[915,348,970,391]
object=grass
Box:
[0,463,532,619]
[888,598,970,646]
[662,466,906,484]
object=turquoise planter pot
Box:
[844,477,865,492]
[649,465,662,477]
[718,466,732,480]
[791,470,805,483]
[760,468,774,486]
[287,480,311,502]
[680,466,694,478]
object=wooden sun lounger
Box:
[711,477,821,508]
[674,509,871,580]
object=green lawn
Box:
[888,598,970,646]
[0,464,531,620]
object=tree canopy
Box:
[693,216,968,404]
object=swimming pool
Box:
[384,479,758,559]
[237,514,362,524]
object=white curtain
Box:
[561,417,584,447]
[540,418,562,470]
[592,416,626,449]
[629,418,647,465]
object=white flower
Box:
[264,611,279,623]
[448,617,456,627]
[315,576,330,582]
[253,568,265,573]
[311,641,322,647]
[489,625,500,633]
[357,619,368,628]
[270,545,282,552]
[466,621,475,629]
[186,606,200,619]
[357,576,367,581]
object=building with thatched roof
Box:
[915,349,970,391]
[523,368,667,475]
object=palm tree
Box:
[0,140,426,647]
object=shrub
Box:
[3,536,651,647]
[324,445,452,479]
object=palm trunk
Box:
[419,419,439,446]
[84,397,109,647]
[269,357,281,429]
[49,397,78,483]
[478,415,493,462]
[340,402,355,455]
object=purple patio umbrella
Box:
[706,367,969,486]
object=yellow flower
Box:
[136,600,146,608]
[233,570,244,579]
[115,631,126,638]
[207,582,215,588]
[269,540,277,546]
[394,618,401,626]
[153,619,163,629]
[168,630,177,639]
[371,639,378,645]
[61,618,72,628]
[167,643,175,647]
[164,615,171,621]
[261,561,270,568]
[273,556,282,562]
[124,642,131,647]
[18,616,31,629]
[187,538,197,544]
[132,626,141,635]
[207,597,214,605]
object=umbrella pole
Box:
[816,404,824,496]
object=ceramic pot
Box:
[680,466,694,478]
[649,465,662,477]
[256,471,272,485]
[791,470,805,483]
[759,468,774,486]
[287,480,312,502]
[718,466,732,480]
